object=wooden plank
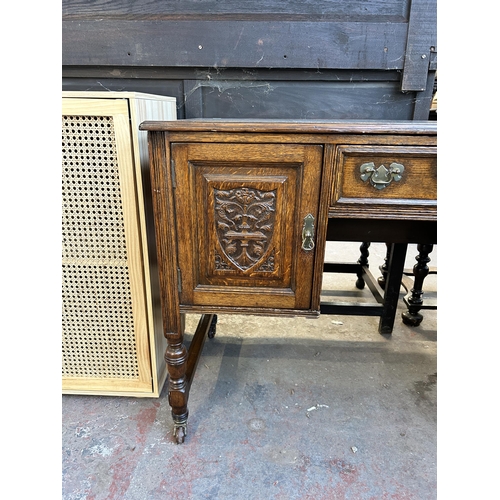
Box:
[61,66,404,82]
[62,19,408,70]
[62,0,409,21]
[195,80,416,119]
[412,71,436,119]
[401,0,437,91]
[62,0,435,111]
[61,71,415,120]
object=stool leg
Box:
[355,242,371,289]
[208,314,218,339]
[402,244,434,327]
[377,243,391,290]
[379,243,407,334]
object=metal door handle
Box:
[301,214,315,251]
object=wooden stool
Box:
[376,243,437,326]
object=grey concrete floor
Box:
[62,242,437,499]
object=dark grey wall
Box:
[62,0,436,120]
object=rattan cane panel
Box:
[62,114,139,379]
[62,115,127,263]
[62,264,139,378]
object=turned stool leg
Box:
[402,243,434,327]
[377,243,391,290]
[208,314,218,339]
[355,242,371,289]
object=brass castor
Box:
[174,424,187,444]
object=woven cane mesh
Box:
[62,115,139,379]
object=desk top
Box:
[139,119,437,135]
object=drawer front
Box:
[330,145,437,220]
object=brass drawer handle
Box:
[301,214,315,251]
[360,162,405,190]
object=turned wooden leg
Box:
[355,242,371,289]
[164,315,189,444]
[377,243,391,290]
[402,244,434,327]
[165,314,216,444]
[379,243,407,334]
[165,340,189,443]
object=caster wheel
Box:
[174,425,186,444]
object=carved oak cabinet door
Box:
[171,143,324,313]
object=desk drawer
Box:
[330,144,437,220]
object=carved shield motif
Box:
[214,187,277,271]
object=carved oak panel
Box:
[213,186,277,272]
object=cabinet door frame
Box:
[171,142,324,313]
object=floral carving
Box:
[214,187,276,271]
[214,251,232,270]
[257,250,275,272]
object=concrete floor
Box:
[62,242,437,499]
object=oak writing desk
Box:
[139,120,437,443]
